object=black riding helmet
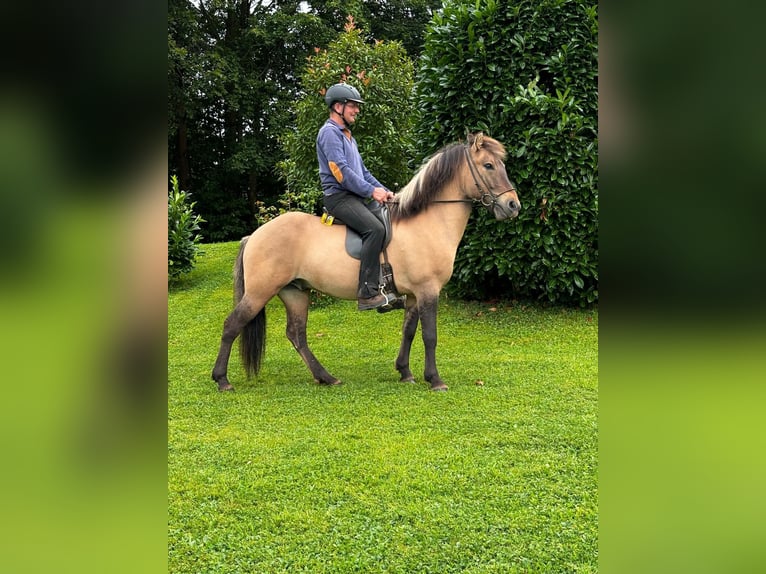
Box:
[324,83,365,108]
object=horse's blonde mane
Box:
[394,152,444,214]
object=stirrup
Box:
[376,292,406,313]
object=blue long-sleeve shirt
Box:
[316,119,385,198]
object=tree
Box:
[364,0,442,57]
[168,1,443,241]
[415,0,598,305]
[168,0,336,241]
[304,0,442,58]
[168,0,206,193]
[277,16,415,216]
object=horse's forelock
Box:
[470,132,506,160]
[484,138,507,161]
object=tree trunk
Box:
[176,110,191,192]
[247,169,258,212]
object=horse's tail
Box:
[234,236,266,377]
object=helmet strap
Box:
[332,101,352,129]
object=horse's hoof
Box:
[430,383,448,392]
[400,375,416,383]
[317,378,342,386]
[218,383,235,392]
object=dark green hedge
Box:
[415,0,597,305]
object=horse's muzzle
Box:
[494,198,520,220]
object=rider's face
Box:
[343,101,360,123]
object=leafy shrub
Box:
[416,0,598,306]
[168,175,205,280]
[277,16,415,216]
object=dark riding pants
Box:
[323,192,385,299]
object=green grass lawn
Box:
[169,242,598,573]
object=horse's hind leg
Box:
[395,300,419,383]
[279,286,341,386]
[211,297,262,392]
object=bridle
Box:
[461,145,517,208]
[385,144,517,210]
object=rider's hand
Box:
[371,187,390,204]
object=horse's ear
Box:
[465,131,488,151]
[471,132,485,151]
[473,132,484,151]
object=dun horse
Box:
[212,133,520,392]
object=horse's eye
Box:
[483,163,494,170]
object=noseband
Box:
[463,145,517,209]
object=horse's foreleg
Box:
[419,295,448,391]
[395,302,419,383]
[279,287,341,386]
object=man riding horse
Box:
[316,82,396,311]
